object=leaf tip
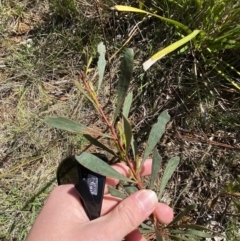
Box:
[143,58,156,71]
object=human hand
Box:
[26,159,174,241]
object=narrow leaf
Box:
[158,156,180,199]
[143,30,201,71]
[167,204,196,226]
[170,224,213,232]
[150,149,162,189]
[108,186,127,199]
[75,152,134,182]
[131,135,138,159]
[122,115,132,152]
[169,234,198,241]
[139,229,155,234]
[140,223,154,231]
[171,229,212,238]
[86,56,93,70]
[45,117,104,136]
[112,5,148,13]
[142,110,170,164]
[192,231,212,238]
[84,135,117,156]
[113,49,134,123]
[45,116,87,132]
[124,186,138,195]
[139,223,154,234]
[155,226,164,241]
[112,5,191,34]
[97,42,107,91]
[173,183,192,208]
[213,26,240,43]
[123,92,133,118]
[138,1,144,10]
[215,65,240,90]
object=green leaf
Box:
[171,229,212,238]
[213,26,240,43]
[122,115,132,152]
[75,152,134,182]
[173,183,191,208]
[170,224,213,232]
[158,156,180,199]
[150,148,162,189]
[45,117,104,136]
[108,187,127,199]
[124,186,138,195]
[155,226,164,241]
[140,223,154,231]
[142,110,170,165]
[113,49,134,124]
[167,204,196,226]
[123,92,133,118]
[45,116,87,132]
[131,135,138,159]
[139,223,154,234]
[83,135,117,156]
[97,42,107,91]
[171,224,212,235]
[139,229,155,234]
[202,55,240,91]
[113,5,191,34]
[169,234,198,241]
[143,30,201,71]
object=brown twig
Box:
[175,131,240,151]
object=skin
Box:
[26,159,174,241]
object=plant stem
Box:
[80,72,157,233]
[80,72,144,189]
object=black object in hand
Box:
[57,154,107,220]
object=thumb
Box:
[103,190,158,240]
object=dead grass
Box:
[0,1,95,239]
[0,0,240,240]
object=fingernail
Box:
[136,190,158,213]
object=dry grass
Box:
[0,0,240,240]
[0,1,94,239]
